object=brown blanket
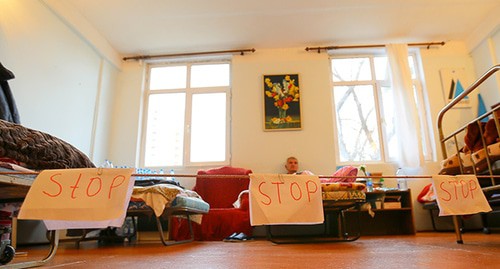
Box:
[0,119,95,170]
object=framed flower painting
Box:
[263,74,302,131]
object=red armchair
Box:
[170,166,252,241]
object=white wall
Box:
[112,44,479,175]
[108,61,144,167]
[0,0,117,164]
[110,43,493,231]
[420,42,479,143]
[231,48,337,175]
[471,28,500,111]
[90,59,120,165]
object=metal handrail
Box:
[435,63,500,244]
[437,64,500,159]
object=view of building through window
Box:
[142,62,230,168]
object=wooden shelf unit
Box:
[345,190,416,235]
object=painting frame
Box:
[263,74,302,131]
[439,68,471,108]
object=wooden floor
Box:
[6,232,500,269]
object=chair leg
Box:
[428,209,437,231]
[481,212,491,234]
[156,215,195,246]
[452,216,463,244]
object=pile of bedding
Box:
[0,119,95,170]
[321,182,366,202]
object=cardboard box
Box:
[384,195,402,209]
[384,201,402,209]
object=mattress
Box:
[321,182,366,207]
[170,195,210,212]
[0,166,36,201]
[130,184,209,222]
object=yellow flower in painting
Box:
[265,75,300,120]
[265,78,273,88]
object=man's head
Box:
[285,156,299,174]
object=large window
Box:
[330,53,433,164]
[141,62,230,168]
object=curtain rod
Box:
[123,48,256,61]
[305,41,445,53]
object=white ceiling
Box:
[56,0,500,56]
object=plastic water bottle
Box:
[396,168,408,190]
[100,159,114,168]
[169,169,176,182]
[366,178,374,192]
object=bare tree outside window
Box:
[332,58,381,162]
[331,54,432,164]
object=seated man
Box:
[285,156,359,183]
[284,156,313,175]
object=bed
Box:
[436,64,500,243]
[265,181,367,244]
[0,169,210,268]
[0,119,209,267]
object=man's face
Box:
[285,158,298,174]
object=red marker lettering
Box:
[258,182,271,205]
[305,180,318,202]
[272,181,285,204]
[70,173,82,199]
[86,177,102,197]
[460,180,469,199]
[290,182,303,201]
[109,175,126,199]
[43,173,63,197]
[468,180,478,199]
[439,181,451,201]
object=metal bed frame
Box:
[0,172,58,269]
[437,64,500,244]
[0,171,208,268]
[265,199,365,244]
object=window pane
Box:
[374,56,416,80]
[191,64,230,88]
[150,66,187,90]
[144,93,186,166]
[333,85,381,162]
[380,86,397,160]
[190,93,226,162]
[374,57,389,80]
[331,58,372,82]
[408,56,416,79]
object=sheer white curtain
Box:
[386,44,423,168]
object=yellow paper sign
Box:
[432,175,492,216]
[249,173,324,226]
[18,168,135,222]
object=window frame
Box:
[330,50,434,165]
[139,60,232,169]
